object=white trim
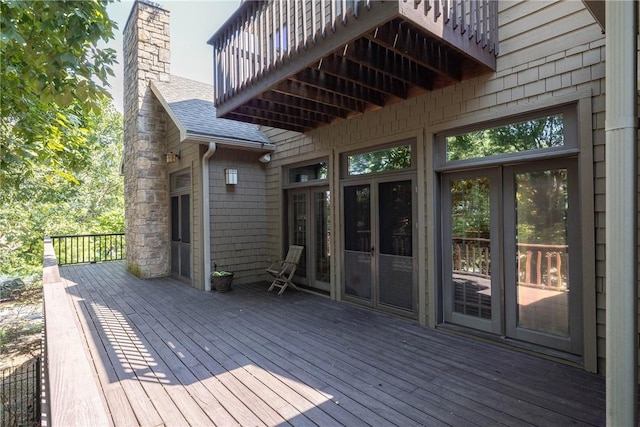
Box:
[605,1,638,424]
[185,133,276,152]
[149,81,189,142]
[202,142,217,292]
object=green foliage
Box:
[0,100,124,278]
[448,115,568,245]
[451,177,490,239]
[211,271,233,277]
[515,170,568,245]
[348,145,412,175]
[0,0,117,195]
[447,115,564,162]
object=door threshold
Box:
[437,323,583,368]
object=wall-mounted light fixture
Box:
[165,150,181,164]
[259,153,271,163]
[225,168,238,185]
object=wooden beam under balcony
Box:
[317,56,410,100]
[291,68,388,107]
[210,0,499,132]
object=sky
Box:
[104,0,242,112]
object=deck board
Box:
[50,261,609,426]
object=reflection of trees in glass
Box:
[447,115,564,161]
[344,185,370,252]
[348,145,411,175]
[515,170,568,245]
[451,178,490,239]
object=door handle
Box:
[370,246,375,256]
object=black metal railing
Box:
[50,233,125,266]
[1,357,41,427]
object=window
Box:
[437,106,577,169]
[346,144,413,177]
[446,115,564,162]
[287,161,328,184]
[171,170,191,192]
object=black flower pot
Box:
[211,273,234,292]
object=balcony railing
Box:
[453,237,569,291]
[50,233,125,266]
[209,0,499,132]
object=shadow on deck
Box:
[45,261,606,426]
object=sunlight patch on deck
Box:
[91,302,169,384]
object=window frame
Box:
[434,105,579,172]
[341,139,417,180]
[283,158,329,189]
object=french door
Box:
[288,187,331,292]
[170,193,191,280]
[442,158,582,354]
[342,175,416,316]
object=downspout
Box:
[202,142,217,291]
[605,1,638,425]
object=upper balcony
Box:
[208,0,499,132]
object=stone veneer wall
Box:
[123,1,171,278]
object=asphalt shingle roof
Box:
[153,75,270,144]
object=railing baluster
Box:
[331,0,336,32]
[258,3,263,74]
[302,0,308,48]
[238,13,244,89]
[278,0,283,60]
[480,0,488,49]
[443,0,449,23]
[342,0,347,24]
[320,0,327,38]
[267,2,272,69]
[294,0,299,51]
[248,4,254,83]
[452,0,458,30]
[311,0,317,42]
[469,0,475,39]
[475,0,481,42]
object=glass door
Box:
[343,176,416,315]
[288,187,331,292]
[290,191,308,284]
[441,159,581,354]
[378,180,414,311]
[312,189,331,290]
[442,170,500,333]
[343,183,372,301]
[504,160,581,353]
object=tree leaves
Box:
[0,0,117,197]
[0,99,124,277]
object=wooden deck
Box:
[47,261,607,426]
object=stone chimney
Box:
[122,1,170,278]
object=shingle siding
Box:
[262,0,625,374]
[209,148,269,285]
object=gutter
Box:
[605,1,638,424]
[186,133,275,153]
[202,142,217,292]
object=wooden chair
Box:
[266,245,304,295]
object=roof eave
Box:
[184,133,276,152]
